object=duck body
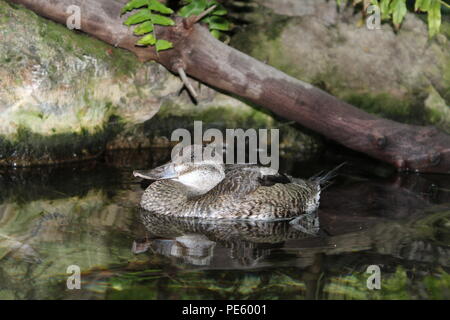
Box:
[138,164,322,221]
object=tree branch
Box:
[185,4,217,29]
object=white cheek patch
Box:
[176,168,225,194]
[176,171,205,187]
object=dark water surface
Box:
[0,148,449,300]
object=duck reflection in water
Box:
[133,210,320,266]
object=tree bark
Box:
[8,0,450,173]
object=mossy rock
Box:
[232,0,450,131]
[0,0,320,166]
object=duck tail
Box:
[311,162,346,189]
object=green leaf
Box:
[136,33,156,46]
[428,0,441,37]
[210,29,221,39]
[178,0,208,17]
[148,0,174,14]
[212,5,228,16]
[155,39,173,51]
[415,0,423,11]
[389,0,407,28]
[415,0,432,12]
[124,9,152,26]
[133,21,154,35]
[121,0,148,15]
[205,16,231,31]
[151,13,175,26]
[380,0,391,19]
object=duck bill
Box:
[133,163,177,180]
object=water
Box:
[0,148,449,300]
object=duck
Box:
[133,145,341,221]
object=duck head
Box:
[133,144,225,195]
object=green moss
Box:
[344,93,416,122]
[440,18,450,40]
[236,6,292,41]
[153,102,276,132]
[231,19,311,84]
[263,14,291,41]
[443,57,450,104]
[144,103,321,152]
[0,115,124,166]
[4,0,140,77]
[0,5,10,23]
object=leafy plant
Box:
[178,0,231,39]
[121,0,231,52]
[339,0,449,37]
[121,0,175,51]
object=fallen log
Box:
[8,0,450,173]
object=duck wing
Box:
[206,164,291,198]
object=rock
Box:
[232,0,450,130]
[0,1,318,166]
[257,0,339,25]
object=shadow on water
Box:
[0,148,449,299]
